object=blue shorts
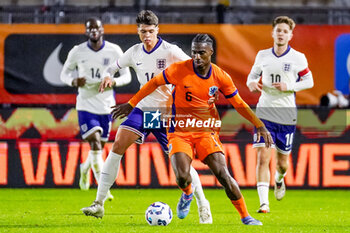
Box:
[253,119,296,155]
[77,111,112,142]
[119,107,168,153]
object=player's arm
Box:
[111,72,167,119]
[60,46,86,87]
[99,47,133,92]
[220,70,272,147]
[246,52,263,93]
[99,61,132,92]
[287,68,314,92]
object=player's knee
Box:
[277,164,288,174]
[112,141,127,155]
[89,139,102,150]
[215,170,231,188]
[257,153,270,168]
[176,173,191,188]
[276,159,288,173]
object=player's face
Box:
[85,19,104,43]
[138,24,159,48]
[191,42,213,70]
[272,23,293,47]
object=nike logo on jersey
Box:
[136,62,142,66]
[184,85,192,88]
[43,43,65,86]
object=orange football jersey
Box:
[161,60,237,132]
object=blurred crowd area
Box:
[0,0,350,24]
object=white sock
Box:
[96,151,123,203]
[257,182,269,206]
[81,153,91,172]
[89,150,103,182]
[275,171,286,183]
[190,166,208,207]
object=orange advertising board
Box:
[0,24,349,105]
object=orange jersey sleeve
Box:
[128,71,167,107]
[214,66,238,98]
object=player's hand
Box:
[272,82,287,91]
[256,126,273,148]
[248,82,263,93]
[111,103,133,119]
[99,76,115,93]
[208,93,219,105]
[72,77,86,87]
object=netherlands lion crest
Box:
[209,86,218,96]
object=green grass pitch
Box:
[0,188,349,232]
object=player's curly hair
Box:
[136,10,159,26]
[273,16,295,30]
[192,34,213,48]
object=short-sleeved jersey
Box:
[62,41,124,114]
[248,46,310,125]
[117,37,189,109]
[162,60,237,133]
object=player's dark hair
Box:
[85,17,102,27]
[136,10,159,26]
[273,16,295,30]
[192,34,213,48]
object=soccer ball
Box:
[145,202,173,226]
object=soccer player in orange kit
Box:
[113,34,273,225]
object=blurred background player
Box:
[111,34,273,225]
[246,16,314,213]
[60,17,131,200]
[81,10,213,224]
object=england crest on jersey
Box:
[209,86,218,96]
[283,63,291,72]
[156,59,166,70]
[103,58,110,66]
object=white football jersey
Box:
[247,46,313,125]
[61,41,130,114]
[117,37,189,109]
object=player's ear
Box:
[289,32,293,41]
[210,48,214,56]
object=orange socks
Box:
[231,196,250,219]
[180,183,193,196]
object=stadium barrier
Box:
[0,107,349,188]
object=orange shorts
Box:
[167,132,224,161]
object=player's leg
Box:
[85,132,103,185]
[256,147,271,213]
[96,128,139,203]
[82,108,146,218]
[77,111,104,191]
[189,166,212,224]
[168,134,195,219]
[204,152,262,225]
[171,152,194,219]
[153,128,212,223]
[274,151,288,201]
[273,124,295,201]
[197,133,261,225]
[253,119,276,213]
[81,128,139,218]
